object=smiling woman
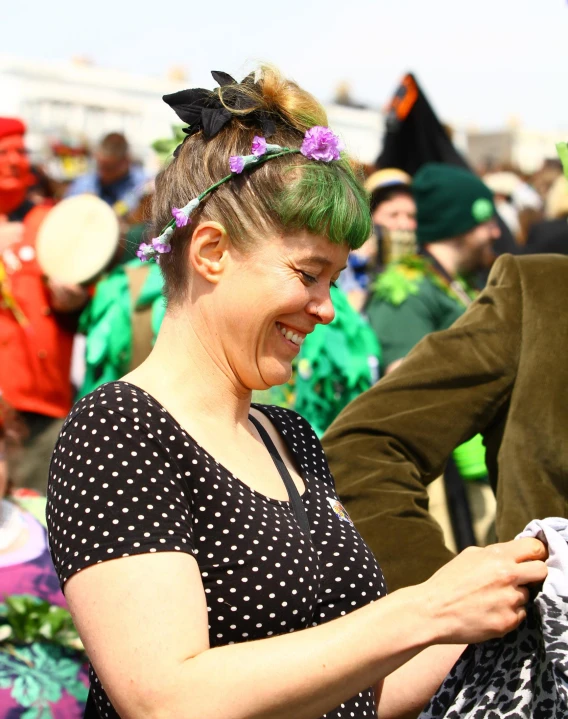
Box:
[46,65,548,719]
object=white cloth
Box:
[420,517,568,719]
[518,517,568,597]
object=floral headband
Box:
[137,125,344,262]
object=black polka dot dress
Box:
[47,382,386,718]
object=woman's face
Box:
[209,231,349,392]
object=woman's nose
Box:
[307,292,335,326]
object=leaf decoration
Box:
[0,596,84,655]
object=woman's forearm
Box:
[377,644,466,719]
[116,587,434,719]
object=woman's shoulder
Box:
[253,403,315,437]
[252,404,334,487]
[67,382,151,425]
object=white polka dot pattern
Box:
[47,382,386,718]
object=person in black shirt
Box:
[47,66,547,719]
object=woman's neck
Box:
[124,309,253,433]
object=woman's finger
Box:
[508,537,548,562]
[515,559,548,586]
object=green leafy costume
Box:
[78,258,165,398]
[294,286,380,437]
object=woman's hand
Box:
[420,538,548,645]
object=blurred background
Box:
[2,0,568,181]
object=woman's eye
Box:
[300,271,317,284]
[330,280,338,289]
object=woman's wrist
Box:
[370,585,442,656]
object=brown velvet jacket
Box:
[323,253,568,592]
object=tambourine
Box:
[36,194,120,284]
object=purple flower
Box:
[251,136,267,157]
[136,242,154,262]
[172,206,191,228]
[152,236,172,254]
[171,198,200,227]
[300,126,344,162]
[229,155,246,174]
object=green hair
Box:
[274,159,371,251]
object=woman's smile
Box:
[275,321,307,350]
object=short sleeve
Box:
[47,404,195,589]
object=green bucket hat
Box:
[412,163,496,245]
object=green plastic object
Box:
[452,433,488,482]
[556,141,568,178]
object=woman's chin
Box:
[255,360,293,390]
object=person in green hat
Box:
[365,163,501,550]
[367,162,500,374]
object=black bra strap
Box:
[249,415,311,536]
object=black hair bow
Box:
[163,71,276,155]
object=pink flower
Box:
[300,126,344,162]
[152,237,172,254]
[136,242,154,262]
[251,136,267,157]
[172,206,190,228]
[171,198,200,227]
[229,155,246,174]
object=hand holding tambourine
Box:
[36,194,120,285]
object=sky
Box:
[5,0,568,131]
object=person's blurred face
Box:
[95,151,130,186]
[0,134,30,194]
[458,219,501,273]
[372,192,417,232]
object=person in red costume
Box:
[0,117,88,493]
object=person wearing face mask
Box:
[338,168,417,310]
[46,68,547,719]
[363,164,501,554]
[366,163,501,375]
[0,118,88,493]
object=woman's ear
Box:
[189,222,229,284]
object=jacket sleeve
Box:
[322,254,522,591]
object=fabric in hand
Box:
[419,517,568,718]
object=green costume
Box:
[78,259,165,398]
[366,254,476,369]
[294,286,380,437]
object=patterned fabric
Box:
[0,508,89,718]
[47,381,387,718]
[420,518,568,718]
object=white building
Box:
[0,54,387,172]
[326,103,384,166]
[0,55,185,171]
[466,123,568,174]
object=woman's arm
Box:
[65,538,546,719]
[376,644,465,719]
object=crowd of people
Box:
[0,64,567,717]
